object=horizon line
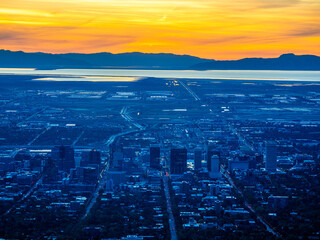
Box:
[1,49,318,61]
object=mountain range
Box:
[0,50,320,71]
[191,53,320,71]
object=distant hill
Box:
[190,54,320,71]
[0,50,90,69]
[0,50,209,70]
[0,50,319,70]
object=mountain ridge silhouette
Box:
[1,50,319,70]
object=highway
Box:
[17,107,48,126]
[178,80,201,101]
[226,123,281,237]
[71,130,85,147]
[82,167,108,219]
[163,172,178,240]
[120,106,145,130]
[229,124,256,152]
[3,176,43,216]
[10,148,24,158]
[82,106,150,222]
[82,129,138,219]
[221,166,279,238]
[27,126,52,146]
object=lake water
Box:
[0,68,320,82]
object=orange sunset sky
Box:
[0,0,319,59]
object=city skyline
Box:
[1,1,320,239]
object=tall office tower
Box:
[206,143,220,172]
[194,148,202,171]
[265,141,277,172]
[80,150,90,167]
[150,145,160,169]
[209,155,221,178]
[52,146,75,173]
[170,148,187,174]
[83,166,99,184]
[123,147,135,160]
[43,158,58,183]
[89,149,101,165]
[112,151,123,169]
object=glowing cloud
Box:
[0,0,319,59]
